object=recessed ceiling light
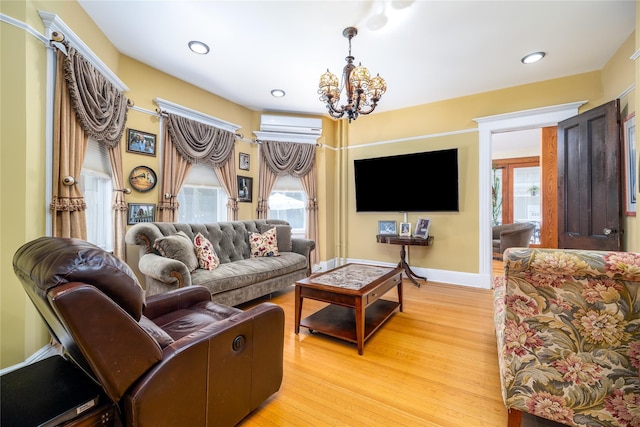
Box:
[188,41,210,55]
[271,89,286,97]
[521,51,545,64]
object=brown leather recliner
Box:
[13,236,284,426]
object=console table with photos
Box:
[376,234,434,287]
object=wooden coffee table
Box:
[295,264,403,355]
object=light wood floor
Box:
[239,265,564,427]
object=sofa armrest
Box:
[123,302,284,426]
[139,253,192,289]
[143,286,212,319]
[291,238,316,274]
[291,238,315,255]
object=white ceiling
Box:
[77,0,635,117]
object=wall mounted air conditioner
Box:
[254,115,322,144]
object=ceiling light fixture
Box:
[521,51,545,64]
[188,41,210,55]
[271,89,286,97]
[318,27,387,123]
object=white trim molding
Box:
[39,11,128,92]
[0,13,48,45]
[473,100,587,289]
[154,98,240,133]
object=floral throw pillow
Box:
[193,232,220,270]
[249,227,280,257]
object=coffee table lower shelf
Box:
[299,299,400,344]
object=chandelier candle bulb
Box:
[318,26,386,122]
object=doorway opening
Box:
[474,101,586,288]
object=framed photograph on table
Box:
[623,113,636,216]
[414,218,431,239]
[400,222,411,237]
[126,129,156,156]
[378,220,397,236]
[237,176,253,202]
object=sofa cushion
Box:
[194,232,220,270]
[249,227,280,257]
[258,224,292,252]
[154,231,199,272]
[191,252,307,296]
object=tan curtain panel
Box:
[213,152,239,220]
[301,163,319,265]
[51,50,88,239]
[256,152,278,219]
[157,120,193,222]
[52,44,129,255]
[108,146,127,259]
[64,47,128,147]
[260,140,315,177]
[166,113,235,165]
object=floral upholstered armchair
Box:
[494,248,640,427]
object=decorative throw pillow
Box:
[193,232,220,270]
[249,227,280,257]
[153,231,199,272]
[139,316,175,348]
[258,224,293,252]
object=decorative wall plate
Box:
[129,166,157,192]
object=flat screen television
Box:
[354,148,459,212]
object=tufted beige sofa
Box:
[125,219,315,306]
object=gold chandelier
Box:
[318,27,387,123]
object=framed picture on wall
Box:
[238,176,253,202]
[624,113,636,216]
[126,128,156,156]
[127,203,156,225]
[239,152,250,171]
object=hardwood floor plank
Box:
[238,276,561,427]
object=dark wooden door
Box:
[557,100,622,250]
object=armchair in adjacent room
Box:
[494,247,640,427]
[492,222,535,259]
[13,236,285,427]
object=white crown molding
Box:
[154,98,240,133]
[38,11,128,92]
[0,13,49,45]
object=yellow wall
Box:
[1,0,123,368]
[341,71,605,272]
[1,0,637,368]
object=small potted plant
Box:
[528,184,539,196]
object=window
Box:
[80,139,113,251]
[268,175,306,237]
[178,163,227,223]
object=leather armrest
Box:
[143,286,211,319]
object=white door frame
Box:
[474,101,586,288]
